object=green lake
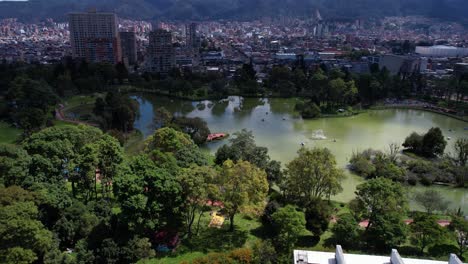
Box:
[133,94,468,212]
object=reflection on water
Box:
[133,94,468,212]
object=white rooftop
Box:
[294,248,463,264]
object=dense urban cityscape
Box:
[0,3,467,264]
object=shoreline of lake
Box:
[132,94,468,212]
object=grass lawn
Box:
[138,202,355,264]
[52,120,79,128]
[0,121,21,144]
[61,93,105,122]
[62,93,104,111]
[124,130,145,156]
[138,212,265,264]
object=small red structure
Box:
[207,133,228,141]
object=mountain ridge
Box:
[0,0,467,23]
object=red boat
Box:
[207,133,228,141]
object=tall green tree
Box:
[331,213,360,249]
[113,154,184,232]
[0,144,31,187]
[304,199,332,236]
[6,76,58,135]
[145,127,194,154]
[271,205,306,253]
[353,177,408,252]
[283,147,345,205]
[0,187,54,263]
[453,138,468,167]
[215,129,270,169]
[414,190,450,214]
[218,160,268,231]
[410,214,445,254]
[177,165,217,237]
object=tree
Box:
[0,193,54,262]
[365,212,408,252]
[172,117,211,145]
[453,138,468,167]
[113,155,184,232]
[283,147,345,205]
[121,236,156,263]
[252,240,277,264]
[22,125,104,186]
[328,78,346,106]
[94,92,138,132]
[305,199,332,236]
[422,127,446,157]
[410,213,445,254]
[215,129,271,169]
[15,108,48,136]
[93,134,124,197]
[353,177,408,252]
[403,132,424,153]
[271,205,306,253]
[0,144,31,187]
[6,76,58,134]
[177,165,217,237]
[403,128,447,157]
[449,216,468,258]
[265,160,283,189]
[96,238,120,264]
[218,160,268,231]
[414,190,450,214]
[0,247,37,264]
[331,213,360,249]
[154,107,173,129]
[145,127,194,153]
[174,145,208,168]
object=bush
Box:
[349,155,375,178]
[407,173,418,185]
[418,173,435,186]
[428,244,459,257]
[191,248,252,264]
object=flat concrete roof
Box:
[293,250,451,264]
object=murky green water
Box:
[133,94,468,212]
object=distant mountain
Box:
[0,0,467,23]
